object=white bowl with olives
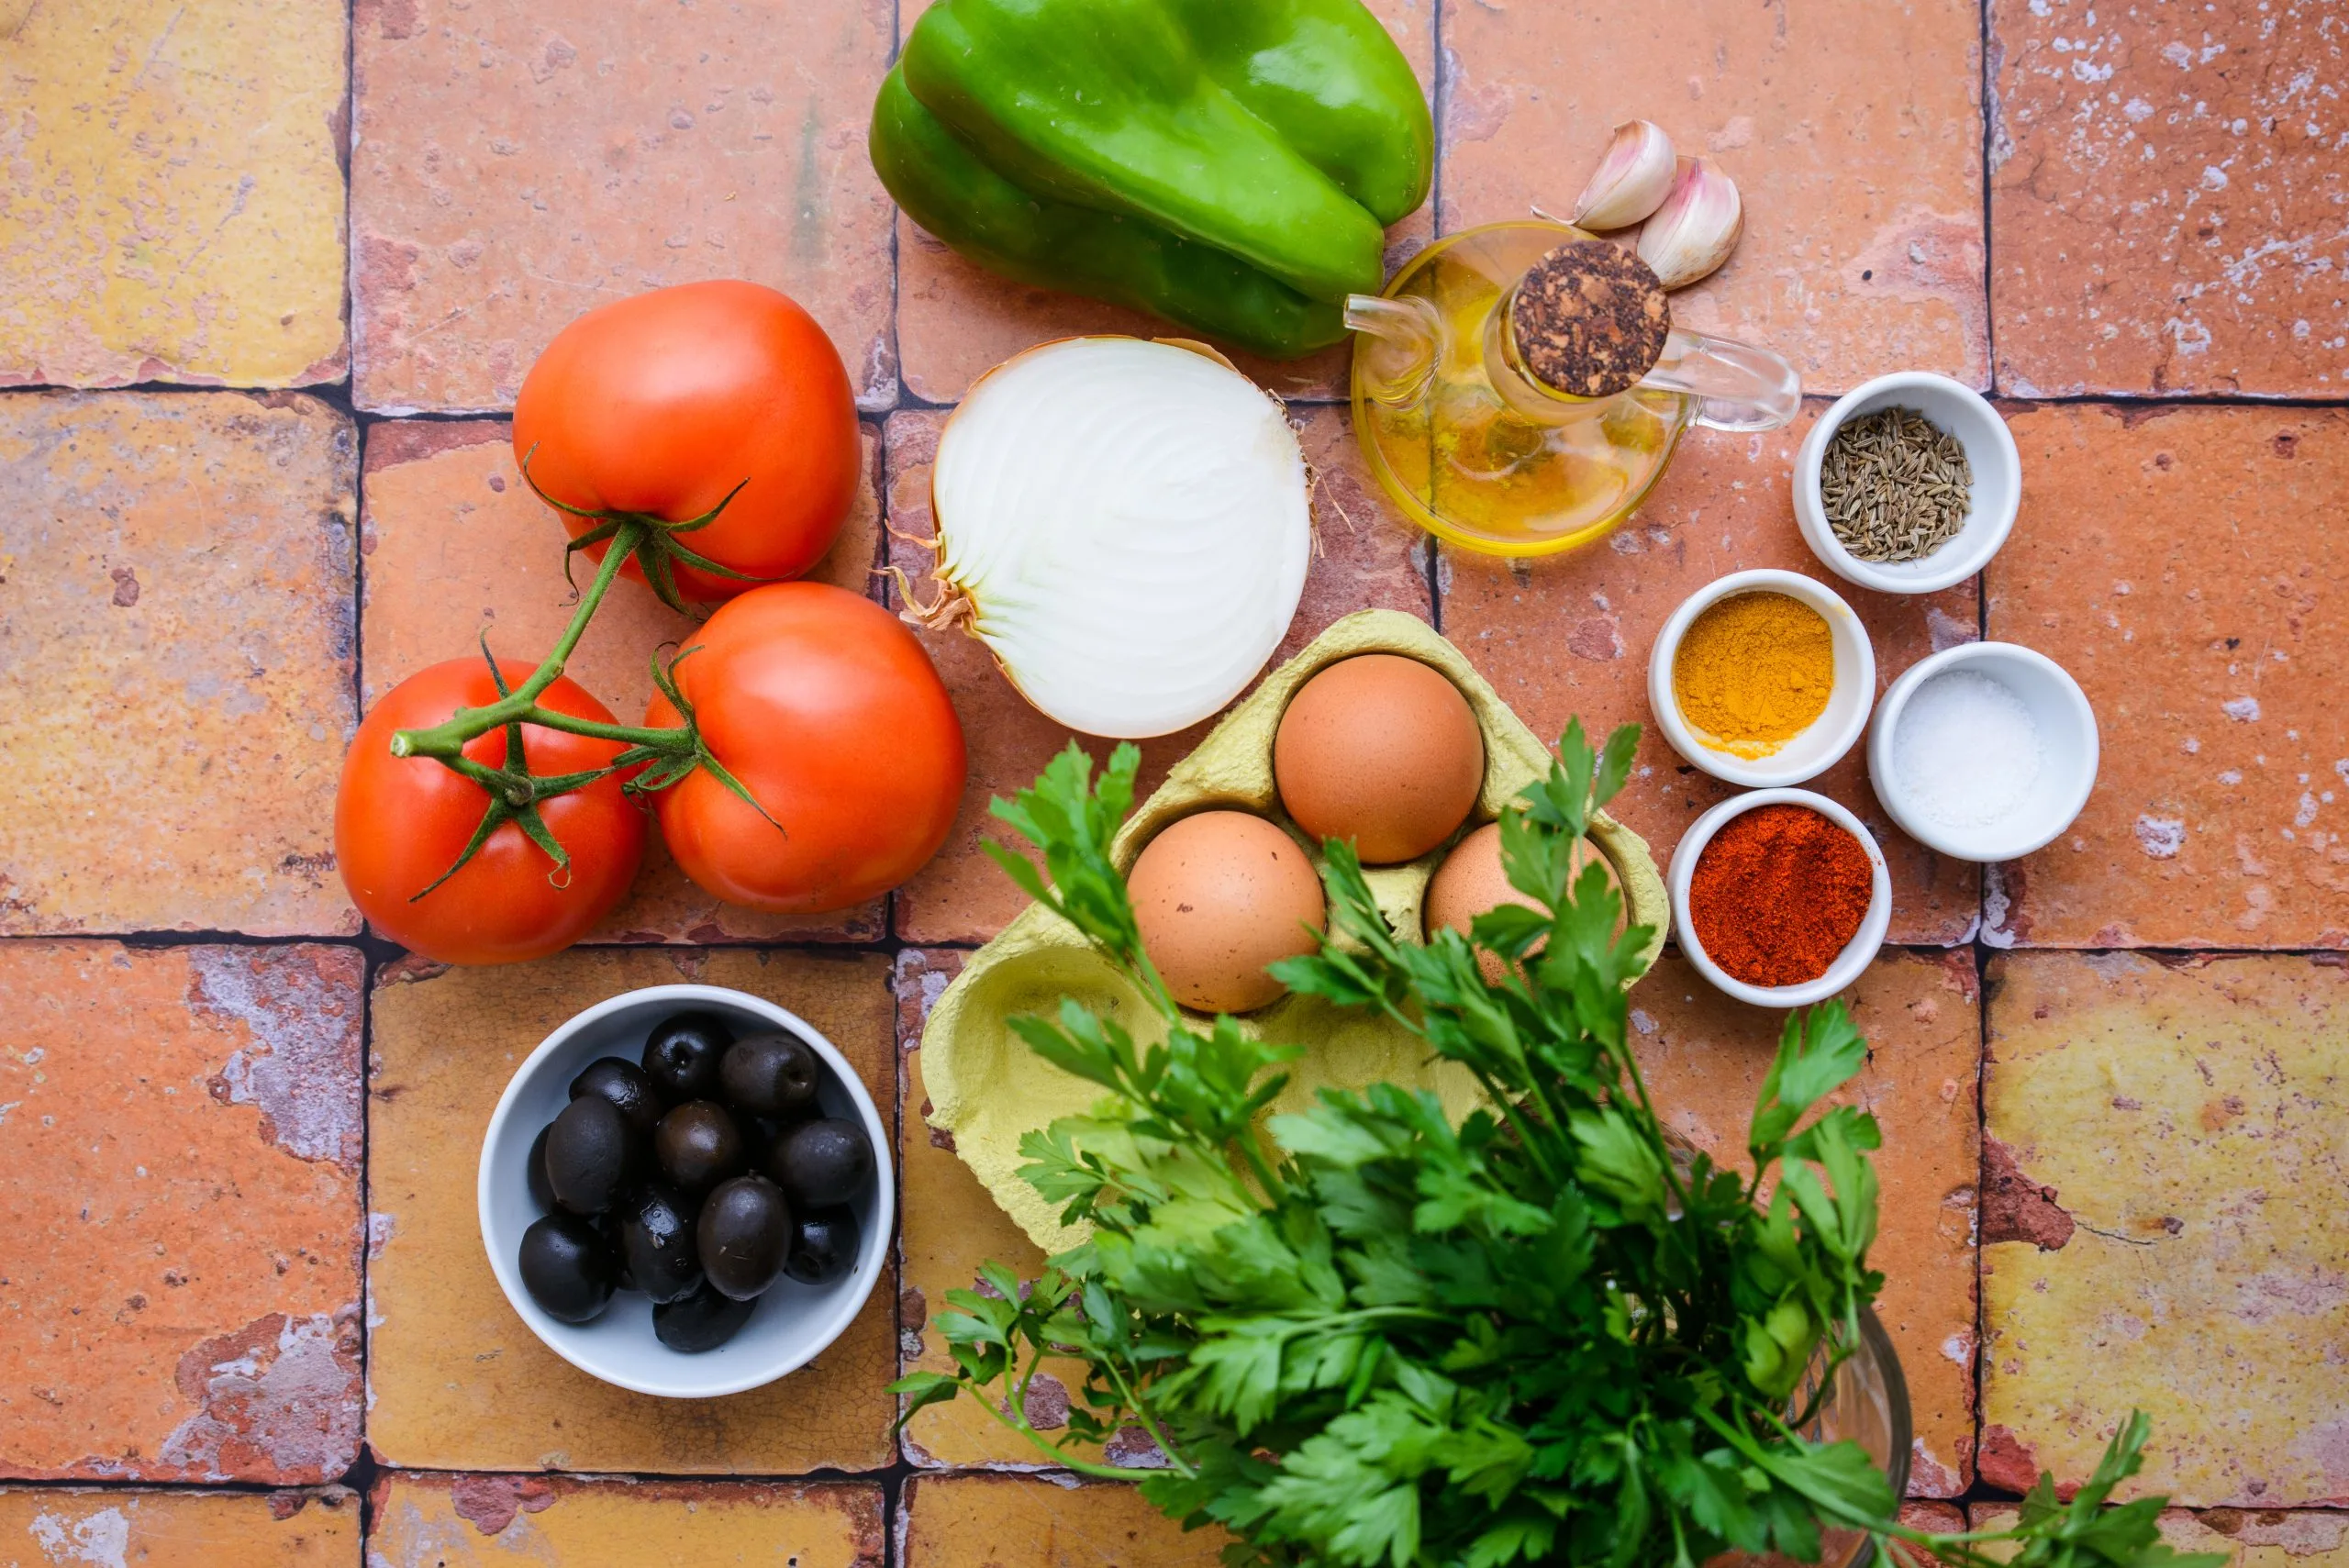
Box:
[478,984,892,1398]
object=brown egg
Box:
[1274,654,1485,864]
[1424,823,1623,981]
[1130,811,1326,1014]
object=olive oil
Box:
[1349,221,1693,558]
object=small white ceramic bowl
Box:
[1794,372,2021,595]
[1867,641,2099,862]
[1648,569,1876,788]
[1669,789,1892,1008]
[479,984,894,1399]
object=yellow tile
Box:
[1970,1507,2349,1568]
[0,1486,356,1567]
[0,0,348,387]
[367,1473,882,1567]
[0,392,359,937]
[900,1474,1225,1568]
[365,949,897,1473]
[1982,952,2349,1506]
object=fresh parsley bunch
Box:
[895,722,2218,1568]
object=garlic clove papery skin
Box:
[929,338,1310,740]
[1569,119,1678,230]
[1637,156,1743,289]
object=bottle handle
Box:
[1639,329,1800,432]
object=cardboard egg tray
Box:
[919,608,1668,1251]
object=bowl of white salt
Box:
[1868,642,2098,862]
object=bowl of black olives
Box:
[478,984,891,1397]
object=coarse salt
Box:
[1893,670,2043,830]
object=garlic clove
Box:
[1637,156,1743,289]
[1568,119,1678,230]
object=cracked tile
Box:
[1985,406,2348,948]
[350,0,896,412]
[1988,0,2349,396]
[364,948,897,1473]
[0,0,349,388]
[0,943,363,1483]
[900,1473,1226,1568]
[1982,951,2349,1506]
[0,393,359,937]
[0,1486,356,1565]
[367,1473,884,1566]
[1442,0,1987,393]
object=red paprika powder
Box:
[1687,804,1873,987]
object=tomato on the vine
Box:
[337,659,647,964]
[512,280,862,603]
[647,583,966,914]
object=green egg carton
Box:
[919,608,1668,1251]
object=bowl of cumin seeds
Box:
[1794,372,2021,595]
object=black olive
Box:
[769,1117,874,1209]
[719,1031,823,1118]
[652,1281,757,1353]
[544,1094,635,1215]
[569,1056,663,1137]
[526,1123,556,1212]
[600,1210,639,1292]
[640,1012,733,1104]
[615,1182,704,1304]
[783,1206,859,1285]
[518,1212,617,1323]
[655,1101,745,1194]
[696,1174,792,1300]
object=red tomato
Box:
[337,659,647,964]
[647,583,966,914]
[512,280,861,602]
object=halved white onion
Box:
[919,337,1310,739]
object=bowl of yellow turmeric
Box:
[1646,569,1876,788]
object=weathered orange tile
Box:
[1985,406,2347,948]
[1441,405,1981,945]
[365,949,897,1473]
[885,406,1435,945]
[1975,1506,2349,1568]
[0,393,358,937]
[0,1485,356,1565]
[1629,951,1982,1497]
[1988,0,2349,397]
[1440,0,1987,394]
[896,951,1162,1472]
[0,943,363,1483]
[355,418,887,943]
[0,0,349,388]
[1981,952,2349,1507]
[350,0,896,414]
[891,0,1435,405]
[900,1473,1228,1568]
[368,1473,883,1567]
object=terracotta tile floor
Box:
[3,0,2344,1560]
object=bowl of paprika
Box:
[1647,570,1876,789]
[1667,788,1890,1008]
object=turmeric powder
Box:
[1671,591,1834,758]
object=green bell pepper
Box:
[869,0,1432,360]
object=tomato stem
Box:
[386,517,694,762]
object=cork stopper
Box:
[1508,240,1671,399]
